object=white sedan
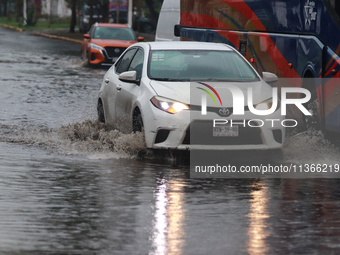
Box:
[97,41,285,150]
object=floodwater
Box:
[1,27,340,254]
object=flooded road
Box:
[1,26,340,254]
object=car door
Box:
[115,48,144,131]
[105,47,138,124]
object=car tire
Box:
[97,100,105,123]
[133,112,143,133]
[87,51,94,68]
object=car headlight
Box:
[151,96,189,114]
[90,43,104,51]
[255,98,280,111]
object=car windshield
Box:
[148,50,259,81]
[93,27,136,40]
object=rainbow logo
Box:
[196,82,223,106]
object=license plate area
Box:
[213,125,239,137]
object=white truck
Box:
[155,0,180,41]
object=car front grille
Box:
[104,47,127,58]
[182,120,262,145]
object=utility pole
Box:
[23,0,27,25]
[116,0,119,23]
[128,0,133,28]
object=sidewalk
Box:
[32,29,84,44]
[31,29,155,44]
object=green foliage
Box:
[0,16,77,30]
[0,16,24,27]
[26,4,37,25]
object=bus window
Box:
[323,0,340,25]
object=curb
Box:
[0,24,23,32]
[33,32,83,44]
[0,24,82,44]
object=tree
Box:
[69,0,77,32]
[15,0,21,21]
[88,0,94,27]
[101,0,109,23]
[66,0,163,33]
[144,0,158,25]
[4,0,8,17]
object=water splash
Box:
[2,120,339,163]
[0,120,147,159]
[283,130,340,164]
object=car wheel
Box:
[133,112,143,133]
[97,99,105,123]
[87,51,94,68]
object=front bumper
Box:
[89,47,126,65]
[143,107,285,150]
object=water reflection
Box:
[151,174,185,255]
[167,179,185,254]
[247,183,270,255]
[2,141,340,254]
[152,179,168,255]
[275,179,340,254]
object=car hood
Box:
[149,81,191,104]
[90,39,137,47]
[149,80,275,107]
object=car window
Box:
[89,26,95,38]
[148,50,259,81]
[115,48,138,74]
[93,27,136,40]
[128,49,144,80]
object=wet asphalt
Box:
[1,26,340,254]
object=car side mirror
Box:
[83,34,90,39]
[262,72,278,84]
[119,71,139,84]
[174,24,181,37]
[138,36,144,42]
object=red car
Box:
[81,23,144,67]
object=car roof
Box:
[146,41,234,51]
[94,23,130,28]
